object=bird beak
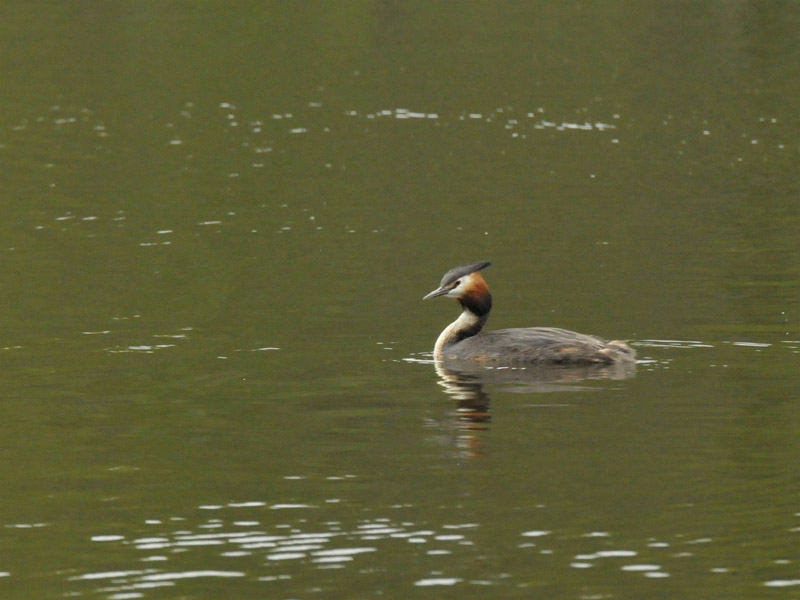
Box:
[423,286,449,300]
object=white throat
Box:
[433,309,480,360]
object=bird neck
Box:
[433,304,490,359]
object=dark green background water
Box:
[1,2,798,598]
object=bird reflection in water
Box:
[431,359,636,458]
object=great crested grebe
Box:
[423,261,635,365]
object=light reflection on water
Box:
[66,490,800,598]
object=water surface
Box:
[0,3,798,599]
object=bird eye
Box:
[453,280,461,287]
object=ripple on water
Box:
[69,491,800,598]
[414,577,462,586]
[73,502,487,596]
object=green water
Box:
[0,2,798,599]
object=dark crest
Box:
[439,261,491,287]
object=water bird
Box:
[423,261,635,365]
